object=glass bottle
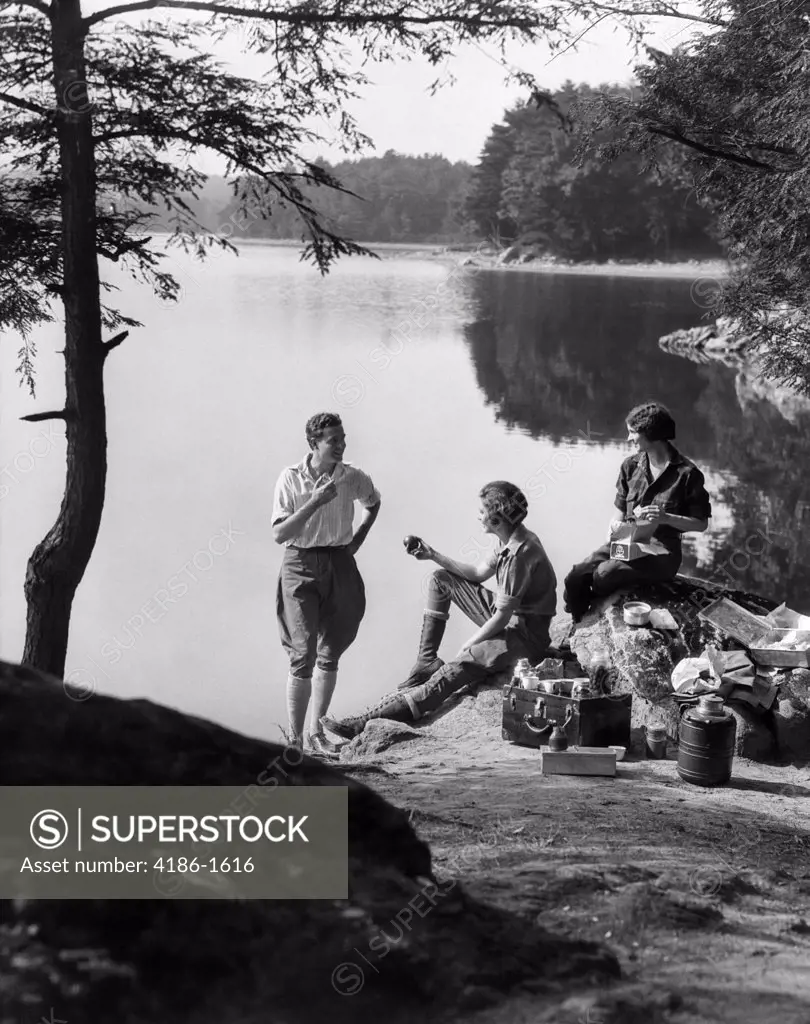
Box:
[588,647,611,694]
[511,658,531,688]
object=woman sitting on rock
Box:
[322,480,557,740]
[563,401,712,623]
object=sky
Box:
[79,2,706,170]
[288,19,695,165]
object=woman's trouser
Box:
[563,543,681,620]
[402,568,551,718]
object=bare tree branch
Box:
[583,1,727,27]
[20,410,70,422]
[103,329,128,355]
[85,0,541,30]
[3,0,52,16]
[0,90,50,116]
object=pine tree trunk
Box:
[22,0,106,677]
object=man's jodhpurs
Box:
[276,545,366,677]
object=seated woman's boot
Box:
[398,613,447,690]
[321,691,416,740]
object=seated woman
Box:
[563,401,711,623]
[321,480,557,739]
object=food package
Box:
[534,657,565,679]
[649,608,678,631]
[671,656,714,693]
[764,630,810,650]
[609,520,670,561]
[764,604,810,631]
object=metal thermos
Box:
[677,695,736,787]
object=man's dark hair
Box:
[626,402,676,442]
[479,480,528,526]
[305,412,343,450]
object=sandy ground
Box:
[342,689,810,1023]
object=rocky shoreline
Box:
[658,315,810,422]
[659,316,756,366]
[454,247,728,279]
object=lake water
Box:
[2,244,809,742]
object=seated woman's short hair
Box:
[480,481,529,526]
[306,412,343,449]
[626,402,676,442]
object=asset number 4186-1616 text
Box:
[153,856,255,873]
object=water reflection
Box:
[463,270,810,608]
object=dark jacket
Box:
[614,446,712,555]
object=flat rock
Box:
[341,718,424,759]
[567,576,781,757]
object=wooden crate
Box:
[540,746,617,776]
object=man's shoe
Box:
[305,732,342,759]
[397,656,444,690]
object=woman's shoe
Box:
[321,691,415,740]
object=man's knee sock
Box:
[308,668,338,736]
[286,674,312,742]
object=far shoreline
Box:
[155,232,730,280]
[240,237,730,279]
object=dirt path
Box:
[342,693,810,1023]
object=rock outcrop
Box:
[0,660,619,1023]
[658,317,756,366]
[564,575,810,763]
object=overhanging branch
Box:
[84,0,540,30]
[647,126,779,171]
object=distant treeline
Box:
[128,153,474,244]
[466,82,721,261]
[125,82,723,260]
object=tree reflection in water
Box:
[462,270,810,608]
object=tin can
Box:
[571,682,594,700]
[645,725,667,759]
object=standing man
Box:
[322,480,556,739]
[273,412,381,756]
